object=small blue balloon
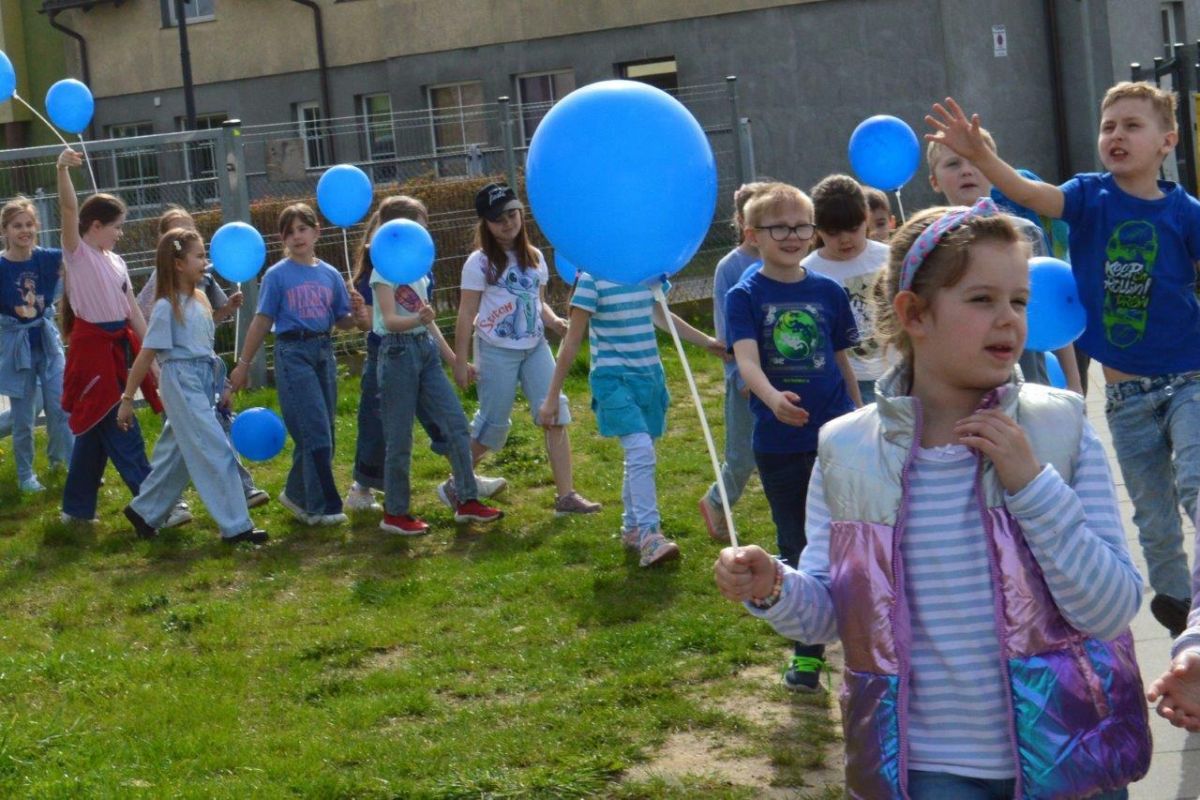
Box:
[848,115,920,191]
[210,222,266,283]
[0,51,16,103]
[230,407,287,461]
[316,164,373,228]
[554,254,577,285]
[45,79,94,135]
[1026,256,1086,352]
[370,219,435,285]
[1044,352,1068,389]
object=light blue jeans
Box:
[705,377,755,508]
[620,432,659,532]
[470,336,568,451]
[1105,371,1200,601]
[907,770,1127,799]
[6,343,73,483]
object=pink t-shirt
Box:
[64,239,132,323]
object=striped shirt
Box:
[755,419,1140,779]
[64,240,132,324]
[570,274,660,374]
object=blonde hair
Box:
[1,196,38,234]
[925,127,998,170]
[1101,81,1178,132]
[731,181,773,243]
[157,204,195,235]
[154,228,211,323]
[742,182,814,229]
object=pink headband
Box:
[899,197,999,290]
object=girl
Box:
[0,197,74,492]
[370,206,503,533]
[453,183,598,516]
[228,203,362,525]
[117,229,266,544]
[714,200,1149,799]
[538,271,725,567]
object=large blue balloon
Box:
[45,79,94,135]
[0,51,15,103]
[230,407,287,462]
[210,222,266,283]
[527,79,717,285]
[1026,256,1086,352]
[554,254,577,285]
[848,115,920,191]
[316,164,373,228]
[1044,352,1068,389]
[370,219,434,285]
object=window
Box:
[162,0,215,26]
[297,102,329,170]
[618,57,678,94]
[516,70,575,145]
[1162,2,1185,57]
[177,112,227,205]
[106,122,161,210]
[428,81,486,176]
[360,93,397,181]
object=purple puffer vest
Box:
[818,369,1150,800]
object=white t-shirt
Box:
[370,274,431,337]
[802,239,889,381]
[461,248,549,350]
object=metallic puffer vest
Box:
[818,369,1150,800]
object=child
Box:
[371,209,503,533]
[802,174,890,404]
[925,128,1083,393]
[864,186,893,242]
[724,182,861,692]
[928,83,1200,638]
[1149,510,1200,732]
[0,197,74,492]
[538,271,725,567]
[453,183,598,516]
[698,181,769,543]
[716,202,1149,798]
[228,203,363,525]
[117,229,267,544]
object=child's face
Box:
[1098,97,1177,180]
[745,202,814,270]
[89,214,125,252]
[817,221,869,262]
[284,219,319,259]
[176,241,207,286]
[929,150,992,207]
[867,209,891,242]
[485,208,523,247]
[3,211,37,250]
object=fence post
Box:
[738,117,756,182]
[726,76,745,188]
[498,96,517,188]
[219,119,266,387]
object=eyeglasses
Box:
[755,223,816,241]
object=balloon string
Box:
[341,228,352,281]
[652,282,739,549]
[76,136,99,194]
[894,188,907,224]
[12,93,70,148]
[233,281,242,361]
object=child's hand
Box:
[713,545,777,603]
[349,288,366,316]
[706,337,731,361]
[1149,651,1200,732]
[217,386,232,413]
[954,408,1040,494]
[769,390,809,427]
[467,362,478,383]
[417,304,435,325]
[537,397,559,428]
[116,399,134,430]
[924,97,991,163]
[57,148,82,170]
[547,315,568,337]
[453,360,472,390]
[226,291,244,310]
[229,363,248,394]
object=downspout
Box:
[1042,0,1071,181]
[46,10,95,141]
[286,0,336,162]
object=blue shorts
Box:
[589,367,669,439]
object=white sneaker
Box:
[278,491,317,525]
[436,479,457,510]
[60,511,97,525]
[474,474,507,499]
[344,485,381,512]
[162,505,193,529]
[19,477,45,493]
[314,512,348,526]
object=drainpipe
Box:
[46,10,95,140]
[1042,0,1071,181]
[286,0,336,162]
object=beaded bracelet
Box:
[750,560,784,609]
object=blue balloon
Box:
[1044,352,1068,389]
[316,164,373,228]
[1026,256,1086,352]
[527,79,717,286]
[554,254,577,285]
[0,51,15,103]
[210,222,266,283]
[230,407,287,462]
[45,79,94,135]
[370,219,435,285]
[848,115,920,191]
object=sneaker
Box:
[638,528,680,567]
[380,513,431,536]
[554,490,601,516]
[314,512,348,526]
[620,527,640,549]
[278,492,317,525]
[123,505,158,540]
[454,499,503,524]
[344,484,381,512]
[245,489,271,509]
[1151,594,1191,638]
[697,493,730,543]
[60,511,98,525]
[162,504,193,529]
[475,473,508,499]
[19,476,45,494]
[223,528,269,545]
[436,479,458,510]
[783,655,828,694]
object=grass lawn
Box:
[0,326,841,799]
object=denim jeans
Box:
[377,332,477,516]
[7,343,73,482]
[470,337,569,451]
[619,432,659,531]
[275,337,342,516]
[857,378,877,405]
[907,770,1127,799]
[1105,371,1200,600]
[705,377,755,508]
[61,402,151,520]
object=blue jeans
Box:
[907,770,1127,799]
[7,343,73,482]
[275,337,342,516]
[470,337,569,451]
[857,378,877,404]
[377,332,477,516]
[620,432,659,531]
[61,402,151,520]
[705,377,755,508]
[1105,371,1200,600]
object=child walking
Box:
[928,83,1200,638]
[117,229,267,543]
[453,183,599,516]
[865,186,894,242]
[538,270,725,566]
[229,203,362,525]
[716,202,1148,799]
[0,197,74,492]
[725,182,861,691]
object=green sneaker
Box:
[783,655,828,693]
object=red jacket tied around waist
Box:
[62,318,162,435]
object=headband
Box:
[899,197,998,290]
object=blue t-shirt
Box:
[1,247,61,323]
[712,246,759,382]
[256,258,351,335]
[725,269,857,453]
[143,295,215,363]
[1059,172,1200,375]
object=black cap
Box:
[475,183,523,221]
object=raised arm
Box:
[56,149,82,255]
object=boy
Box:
[865,186,894,242]
[725,182,860,690]
[802,174,890,403]
[928,83,1200,636]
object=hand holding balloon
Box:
[56,148,82,171]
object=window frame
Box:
[161,0,216,27]
[297,102,330,171]
[515,69,576,146]
[105,121,161,212]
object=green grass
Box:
[0,327,840,799]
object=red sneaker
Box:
[454,499,504,524]
[380,513,430,536]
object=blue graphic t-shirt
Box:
[725,269,857,453]
[256,258,351,335]
[1,246,61,322]
[1059,172,1200,375]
